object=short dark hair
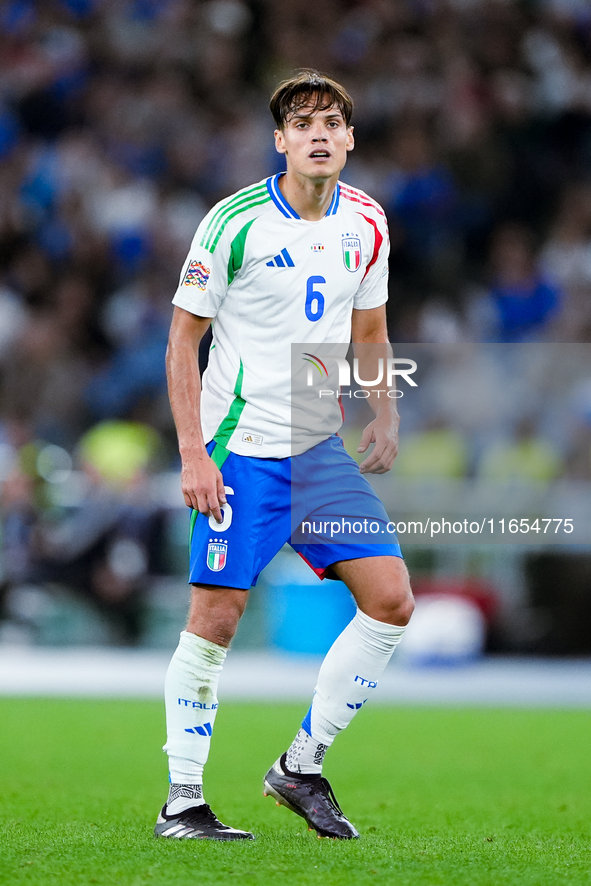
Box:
[269,69,354,130]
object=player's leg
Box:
[290,554,413,764]
[164,585,248,801]
[156,584,255,840]
[284,439,413,776]
[264,554,412,838]
[157,444,292,840]
[264,436,413,837]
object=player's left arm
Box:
[351,304,399,474]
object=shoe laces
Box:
[177,804,222,828]
[279,757,346,818]
[308,777,345,817]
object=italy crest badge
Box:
[342,236,361,272]
[207,541,227,572]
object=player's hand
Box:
[180,452,227,523]
[357,414,399,474]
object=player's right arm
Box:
[166,306,226,523]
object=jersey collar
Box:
[266,173,340,220]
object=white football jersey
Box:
[172,173,390,458]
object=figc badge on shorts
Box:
[342,236,361,272]
[207,540,227,571]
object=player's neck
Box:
[279,171,338,221]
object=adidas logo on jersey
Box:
[266,248,295,268]
[242,431,263,445]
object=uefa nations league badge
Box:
[342,235,361,272]
[207,539,227,571]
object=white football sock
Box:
[285,609,406,774]
[163,630,226,813]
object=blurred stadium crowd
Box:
[1,0,591,643]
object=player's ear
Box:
[274,129,286,154]
[346,126,355,152]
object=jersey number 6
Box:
[305,276,325,321]
[208,486,234,531]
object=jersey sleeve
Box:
[353,210,390,311]
[171,207,230,318]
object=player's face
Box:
[274,100,354,181]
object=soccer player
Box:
[155,70,414,841]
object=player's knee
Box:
[209,599,246,645]
[365,592,413,627]
[208,620,239,647]
[392,591,414,626]
[379,565,414,626]
[394,565,414,625]
[187,586,248,647]
[187,608,242,647]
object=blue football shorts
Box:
[188,434,402,589]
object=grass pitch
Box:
[1,698,590,886]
